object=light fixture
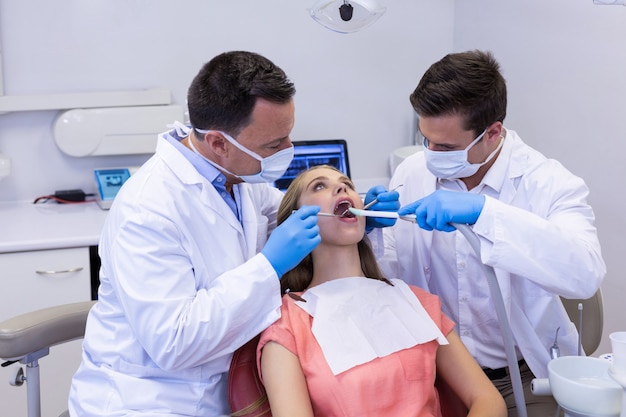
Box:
[308,0,386,34]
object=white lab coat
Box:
[379,129,606,378]
[69,136,283,416]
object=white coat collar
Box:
[155,137,245,233]
[156,136,276,260]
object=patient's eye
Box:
[312,181,326,191]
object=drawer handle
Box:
[35,266,84,275]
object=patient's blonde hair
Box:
[276,165,391,294]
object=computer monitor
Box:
[274,139,351,191]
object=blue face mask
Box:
[423,129,503,179]
[193,129,294,184]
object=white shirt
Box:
[69,131,284,416]
[379,128,606,378]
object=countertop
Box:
[0,200,108,253]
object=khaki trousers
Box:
[491,361,561,417]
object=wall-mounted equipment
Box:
[0,89,172,114]
[53,105,184,157]
[309,0,386,33]
[93,167,137,209]
[0,17,172,114]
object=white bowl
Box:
[548,356,622,416]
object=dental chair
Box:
[528,289,605,403]
[227,335,470,417]
[0,289,602,417]
[0,301,96,417]
[560,289,604,356]
[228,290,605,417]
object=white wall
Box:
[453,0,626,355]
[0,0,621,361]
[0,0,454,200]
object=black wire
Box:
[32,195,96,204]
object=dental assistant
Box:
[380,50,606,416]
[68,51,323,417]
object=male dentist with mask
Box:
[379,50,606,417]
[69,50,399,417]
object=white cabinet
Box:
[0,247,92,417]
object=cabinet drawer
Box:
[0,247,91,320]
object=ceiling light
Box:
[309,0,386,34]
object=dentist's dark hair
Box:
[276,165,390,294]
[410,49,507,136]
[188,50,295,138]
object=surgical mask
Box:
[193,129,294,184]
[423,129,503,179]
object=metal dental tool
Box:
[578,302,583,356]
[292,210,339,217]
[339,184,405,217]
[551,327,561,359]
[317,212,340,217]
[359,184,404,212]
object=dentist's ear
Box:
[205,132,229,157]
[485,121,503,144]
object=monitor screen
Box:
[274,139,351,191]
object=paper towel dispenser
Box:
[53,105,184,157]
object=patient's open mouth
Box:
[334,200,355,218]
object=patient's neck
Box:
[308,244,364,288]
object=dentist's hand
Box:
[398,190,485,232]
[262,205,321,278]
[364,185,401,232]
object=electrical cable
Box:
[33,189,95,204]
[452,222,529,417]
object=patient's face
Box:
[297,167,365,246]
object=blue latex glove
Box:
[398,190,485,232]
[364,185,401,232]
[261,205,321,278]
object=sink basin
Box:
[548,356,622,416]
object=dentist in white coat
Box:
[381,50,606,417]
[69,50,399,417]
[69,51,322,417]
